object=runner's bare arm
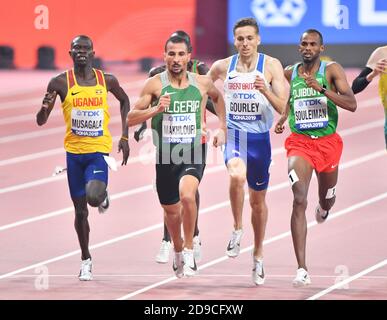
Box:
[204,77,226,130]
[256,57,287,115]
[274,97,291,134]
[105,73,130,164]
[36,74,66,126]
[127,77,169,127]
[327,63,357,112]
[208,59,228,82]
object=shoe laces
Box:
[183,248,195,268]
[253,259,264,276]
[229,230,242,248]
[80,259,92,274]
[296,268,308,279]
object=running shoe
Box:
[315,204,329,224]
[79,258,93,281]
[98,191,110,214]
[155,240,172,264]
[173,251,184,278]
[183,248,197,277]
[193,235,202,262]
[252,257,265,285]
[293,268,311,287]
[226,229,243,258]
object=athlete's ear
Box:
[257,34,261,46]
[320,44,325,53]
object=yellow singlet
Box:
[62,69,112,154]
[378,72,387,112]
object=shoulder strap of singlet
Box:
[159,71,170,88]
[318,61,327,77]
[191,59,198,73]
[227,54,238,74]
[291,63,301,81]
[67,69,76,90]
[187,71,197,87]
[256,53,265,73]
[94,69,106,88]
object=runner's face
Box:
[69,38,95,66]
[299,33,324,63]
[234,26,260,57]
[164,41,190,75]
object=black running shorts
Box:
[156,144,207,205]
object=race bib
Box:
[228,92,262,122]
[294,97,328,130]
[162,113,196,144]
[71,108,104,137]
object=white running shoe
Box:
[252,258,265,286]
[193,236,202,262]
[293,268,311,287]
[155,240,172,264]
[98,191,110,214]
[315,204,329,224]
[172,251,184,278]
[226,229,243,258]
[79,258,93,281]
[183,248,197,277]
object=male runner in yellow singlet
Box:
[36,35,130,281]
[352,46,387,148]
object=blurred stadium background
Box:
[1,0,386,71]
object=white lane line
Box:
[0,184,153,231]
[307,259,387,300]
[0,118,383,195]
[8,274,387,279]
[0,149,384,232]
[0,159,386,285]
[117,191,387,300]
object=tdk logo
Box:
[168,114,192,121]
[233,93,257,100]
[297,99,322,107]
[76,110,101,117]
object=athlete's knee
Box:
[74,208,88,219]
[229,171,246,187]
[250,197,267,215]
[86,181,106,207]
[86,192,104,207]
[179,192,196,208]
[86,186,106,207]
[293,191,308,209]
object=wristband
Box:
[120,136,128,141]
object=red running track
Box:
[0,68,386,300]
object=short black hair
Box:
[164,35,190,52]
[71,35,93,48]
[170,30,192,52]
[302,29,324,45]
[233,17,259,35]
